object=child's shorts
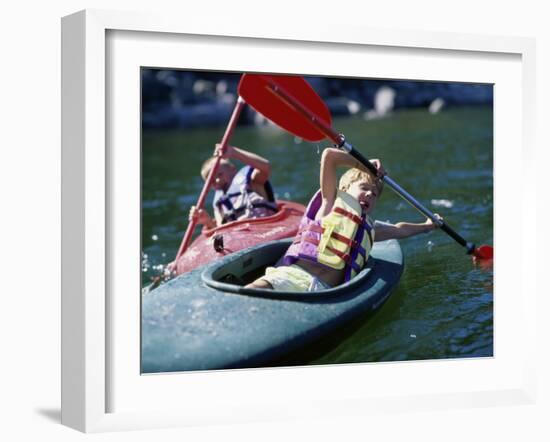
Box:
[259,264,331,292]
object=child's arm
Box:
[374,216,440,241]
[319,148,383,216]
[216,144,271,185]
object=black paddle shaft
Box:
[341,142,476,255]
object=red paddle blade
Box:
[238,74,331,142]
[473,245,493,260]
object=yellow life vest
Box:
[283,190,374,281]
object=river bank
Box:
[142,69,493,129]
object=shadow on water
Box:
[264,283,408,367]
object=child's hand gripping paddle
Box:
[173,96,246,263]
[238,74,493,260]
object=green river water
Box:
[142,106,493,365]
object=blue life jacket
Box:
[213,166,278,224]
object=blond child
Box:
[246,148,439,291]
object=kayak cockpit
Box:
[201,239,378,299]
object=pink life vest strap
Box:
[295,217,362,250]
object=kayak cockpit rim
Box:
[201,239,403,300]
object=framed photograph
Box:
[62,9,537,433]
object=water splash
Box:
[141,252,150,272]
[141,251,174,287]
[431,199,454,208]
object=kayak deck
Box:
[142,239,404,373]
[172,200,305,274]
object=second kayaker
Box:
[189,143,278,229]
[246,147,441,291]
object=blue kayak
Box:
[142,239,404,373]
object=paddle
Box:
[173,96,247,263]
[238,74,494,260]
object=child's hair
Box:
[200,156,235,180]
[339,168,384,195]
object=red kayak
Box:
[172,200,305,274]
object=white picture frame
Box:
[61,9,537,433]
